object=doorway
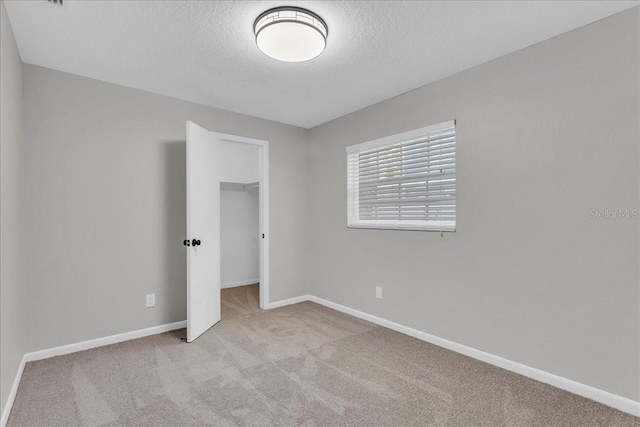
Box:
[220,182,261,320]
[186,122,269,342]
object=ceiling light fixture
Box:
[253,7,328,63]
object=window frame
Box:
[346,120,456,232]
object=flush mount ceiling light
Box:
[254,7,328,62]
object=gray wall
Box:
[307,8,639,401]
[0,0,25,413]
[22,64,309,352]
[221,185,260,287]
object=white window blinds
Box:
[346,120,456,231]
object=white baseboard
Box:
[1,355,26,427]
[308,295,640,417]
[24,320,186,363]
[267,294,311,309]
[221,279,259,289]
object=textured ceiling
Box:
[4,1,637,128]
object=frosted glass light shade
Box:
[254,7,328,62]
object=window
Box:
[346,120,456,231]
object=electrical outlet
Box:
[146,294,155,308]
[376,287,382,299]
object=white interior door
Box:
[186,121,221,342]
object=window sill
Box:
[347,222,456,232]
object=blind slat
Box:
[359,183,456,196]
[358,150,456,174]
[359,138,456,162]
[359,197,455,207]
[358,137,455,163]
[359,189,455,202]
[358,170,455,187]
[358,132,455,159]
[358,161,456,179]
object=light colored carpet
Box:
[8,301,639,426]
[221,284,260,321]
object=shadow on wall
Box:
[162,140,187,321]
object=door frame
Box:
[216,132,270,310]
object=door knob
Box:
[183,240,190,246]
[192,239,201,247]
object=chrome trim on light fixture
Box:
[253,6,328,39]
